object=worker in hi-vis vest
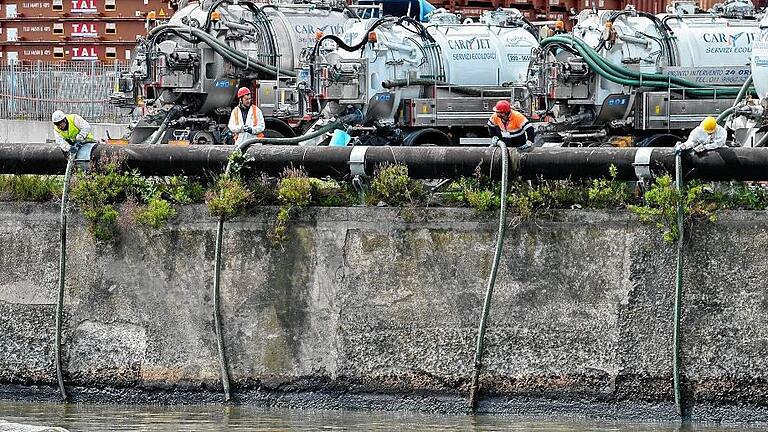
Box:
[52,110,94,153]
[228,87,265,146]
[487,100,534,149]
[675,116,727,154]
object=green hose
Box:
[55,150,77,401]
[716,107,736,125]
[468,140,509,411]
[541,35,752,97]
[716,75,753,125]
[673,152,684,417]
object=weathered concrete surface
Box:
[1,203,768,421]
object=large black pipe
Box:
[3,144,768,181]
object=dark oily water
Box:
[0,401,764,432]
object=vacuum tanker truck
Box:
[111,0,360,144]
[305,8,540,146]
[526,0,759,146]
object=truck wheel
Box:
[265,118,296,138]
[403,128,451,146]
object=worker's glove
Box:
[75,133,87,142]
[242,126,253,134]
[70,141,83,155]
[673,142,687,156]
[490,136,500,146]
[519,141,533,151]
[59,142,71,155]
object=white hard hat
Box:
[52,110,66,123]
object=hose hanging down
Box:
[211,120,348,403]
[55,148,80,401]
[673,152,685,417]
[211,142,250,404]
[468,140,510,411]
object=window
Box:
[106,46,116,59]
[105,22,116,34]
[52,0,63,11]
[5,4,17,18]
[105,0,116,11]
[53,47,65,59]
[53,23,64,34]
[6,28,17,42]
[125,49,132,60]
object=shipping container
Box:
[1,19,146,41]
[0,0,170,19]
[624,0,667,13]
[0,41,134,62]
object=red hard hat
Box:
[494,100,511,113]
[237,87,251,98]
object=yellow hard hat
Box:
[701,116,717,134]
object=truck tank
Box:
[528,2,759,146]
[311,9,539,145]
[112,0,352,144]
[751,12,768,98]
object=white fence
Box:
[0,61,132,123]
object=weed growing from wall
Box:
[0,175,62,201]
[445,172,500,212]
[269,168,311,246]
[629,175,718,243]
[135,197,178,229]
[368,164,424,206]
[71,157,136,241]
[206,176,253,220]
[588,165,632,209]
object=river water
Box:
[0,401,766,432]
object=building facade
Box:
[0,0,170,62]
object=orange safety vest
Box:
[488,110,528,133]
[232,105,265,141]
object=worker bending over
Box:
[228,86,265,146]
[487,100,534,148]
[52,110,93,154]
[675,116,727,154]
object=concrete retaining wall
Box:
[0,120,127,144]
[1,203,767,421]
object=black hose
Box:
[343,1,360,19]
[312,17,392,58]
[150,25,295,77]
[204,0,229,31]
[55,151,78,402]
[638,11,676,66]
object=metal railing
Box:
[0,61,132,123]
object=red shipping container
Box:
[2,19,146,41]
[624,0,668,13]
[0,0,169,19]
[1,41,134,61]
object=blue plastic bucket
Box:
[329,129,352,147]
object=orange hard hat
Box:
[237,87,251,98]
[494,100,511,113]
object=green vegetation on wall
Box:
[4,162,768,244]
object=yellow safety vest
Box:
[54,114,94,142]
